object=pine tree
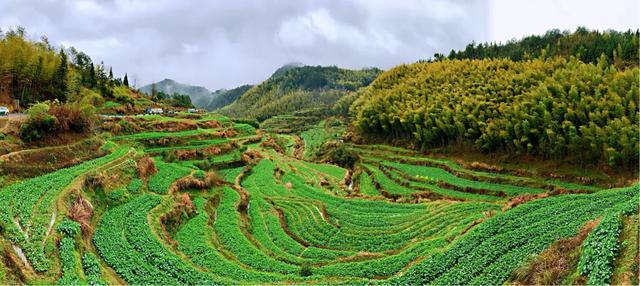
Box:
[123,73,129,87]
[88,64,96,88]
[53,48,68,101]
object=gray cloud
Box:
[0,0,485,89]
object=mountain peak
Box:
[139,78,213,108]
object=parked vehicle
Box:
[145,107,164,114]
[187,108,198,113]
[0,106,9,116]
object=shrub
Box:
[57,218,81,238]
[107,188,129,204]
[49,101,96,132]
[232,118,259,129]
[79,87,105,106]
[324,144,359,168]
[19,101,96,142]
[300,263,313,277]
[20,103,57,142]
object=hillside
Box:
[0,28,149,112]
[140,78,213,108]
[1,110,637,285]
[219,65,381,121]
[205,84,253,111]
[351,56,639,167]
[0,25,638,286]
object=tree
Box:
[53,48,68,101]
[151,83,157,99]
[88,64,96,88]
[123,73,129,87]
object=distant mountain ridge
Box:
[205,85,253,111]
[219,65,382,121]
[139,79,213,108]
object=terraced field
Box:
[0,114,636,285]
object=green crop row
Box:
[213,187,300,274]
[112,128,221,141]
[0,146,130,272]
[82,253,106,286]
[364,162,502,201]
[362,164,415,195]
[57,237,81,285]
[350,144,600,192]
[380,160,543,196]
[147,160,192,194]
[93,194,219,285]
[578,212,624,285]
[357,172,380,196]
[218,167,244,184]
[144,138,230,152]
[274,198,494,253]
[175,197,290,283]
[56,218,83,285]
[393,185,639,285]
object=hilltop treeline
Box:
[0,27,131,108]
[352,57,639,167]
[220,66,381,121]
[435,28,639,68]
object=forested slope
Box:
[220,66,381,121]
[351,56,639,167]
[0,27,161,114]
[437,28,639,68]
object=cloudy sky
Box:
[1,0,638,90]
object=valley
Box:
[0,24,637,285]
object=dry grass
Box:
[67,192,94,238]
[509,219,599,285]
[83,173,105,190]
[241,150,263,165]
[137,156,157,179]
[502,193,550,211]
[173,172,223,192]
[160,193,197,246]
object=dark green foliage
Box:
[57,218,81,238]
[299,264,313,277]
[150,90,194,108]
[169,93,194,108]
[441,27,639,69]
[220,66,381,121]
[107,188,129,205]
[324,145,359,169]
[52,49,68,101]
